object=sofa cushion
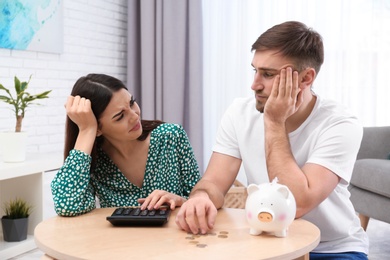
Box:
[351,159,390,198]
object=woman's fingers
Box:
[139,190,183,210]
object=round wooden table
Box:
[34,208,320,260]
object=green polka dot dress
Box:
[51,123,200,216]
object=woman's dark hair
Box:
[64,73,163,169]
[251,21,324,74]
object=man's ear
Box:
[300,68,316,89]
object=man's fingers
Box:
[175,209,191,233]
[291,70,299,99]
[285,67,293,97]
[271,75,280,97]
[186,215,201,234]
[181,208,200,234]
[207,207,217,229]
[194,206,209,234]
[278,68,287,96]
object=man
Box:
[175,21,369,259]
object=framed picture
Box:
[0,0,63,53]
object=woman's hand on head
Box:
[138,190,186,211]
[65,95,98,133]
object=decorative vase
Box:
[0,132,27,163]
[1,217,29,242]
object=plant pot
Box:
[1,217,28,242]
[0,132,27,162]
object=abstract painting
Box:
[0,0,63,53]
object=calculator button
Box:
[132,208,141,216]
[123,208,132,215]
[114,208,124,215]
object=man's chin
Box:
[255,103,264,113]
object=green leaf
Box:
[20,82,28,91]
[14,76,21,94]
[0,95,11,101]
[2,198,32,219]
[36,90,52,98]
[19,75,31,92]
[0,84,12,96]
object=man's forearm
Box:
[264,120,311,216]
[264,122,296,181]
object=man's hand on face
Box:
[264,67,303,124]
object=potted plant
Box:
[1,197,32,242]
[0,75,51,162]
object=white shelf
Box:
[0,235,36,259]
[0,153,62,259]
[0,153,63,180]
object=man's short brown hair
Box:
[251,21,324,74]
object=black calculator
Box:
[106,206,171,226]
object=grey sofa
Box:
[349,126,390,230]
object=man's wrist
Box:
[264,117,286,129]
[189,189,210,199]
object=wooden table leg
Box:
[294,253,310,260]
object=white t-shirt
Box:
[213,95,369,254]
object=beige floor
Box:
[10,218,390,260]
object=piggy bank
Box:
[245,177,296,237]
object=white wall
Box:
[0,0,128,157]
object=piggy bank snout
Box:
[258,211,273,222]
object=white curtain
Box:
[202,0,390,171]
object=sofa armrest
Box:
[357,126,390,160]
[351,159,390,198]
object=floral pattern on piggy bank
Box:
[245,177,296,237]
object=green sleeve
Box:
[176,126,201,198]
[51,149,97,216]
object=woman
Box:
[51,74,200,216]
